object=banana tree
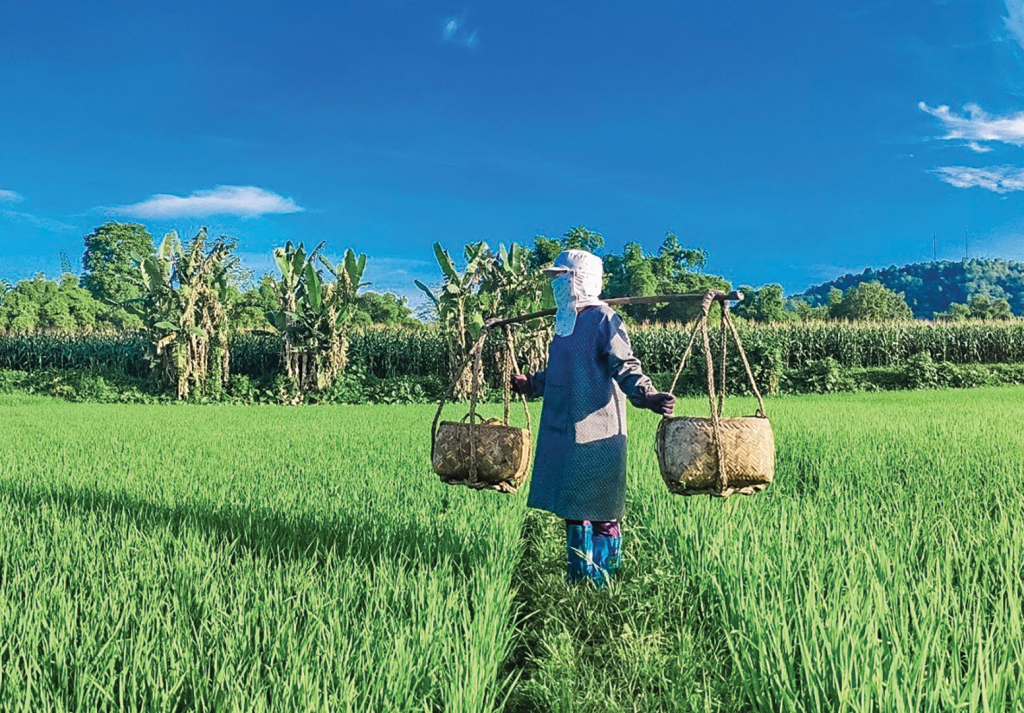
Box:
[416,240,553,396]
[267,242,368,396]
[125,229,237,399]
[488,242,554,375]
[415,241,496,395]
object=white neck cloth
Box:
[551,251,605,337]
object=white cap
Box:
[541,249,603,279]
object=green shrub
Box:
[935,362,995,389]
[0,368,165,403]
[783,357,854,394]
[904,352,939,389]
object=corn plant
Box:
[266,241,367,396]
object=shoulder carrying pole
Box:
[482,290,744,331]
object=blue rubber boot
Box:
[565,522,594,583]
[591,521,622,588]
[591,535,622,588]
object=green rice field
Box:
[2,388,1024,711]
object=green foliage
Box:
[81,222,155,328]
[827,281,914,322]
[12,321,1024,399]
[123,229,238,399]
[734,283,787,323]
[933,301,972,322]
[353,291,417,326]
[935,361,996,389]
[904,351,939,389]
[266,242,368,396]
[936,293,1014,322]
[797,258,1024,318]
[227,274,278,331]
[529,225,605,268]
[418,240,548,397]
[0,367,166,403]
[604,233,728,323]
[0,273,107,332]
[783,356,854,393]
[416,241,492,346]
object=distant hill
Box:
[794,259,1024,319]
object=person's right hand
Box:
[510,374,533,397]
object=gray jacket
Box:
[526,304,656,522]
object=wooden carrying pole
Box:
[482,290,744,331]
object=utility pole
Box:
[932,234,937,262]
[964,229,969,260]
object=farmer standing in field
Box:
[511,249,675,586]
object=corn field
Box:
[2,321,1024,384]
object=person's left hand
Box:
[643,392,675,417]
[510,374,533,397]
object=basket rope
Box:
[504,326,532,433]
[430,326,531,483]
[722,306,767,418]
[665,295,770,493]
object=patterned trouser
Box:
[565,520,620,538]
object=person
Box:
[511,249,675,587]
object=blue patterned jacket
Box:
[526,304,655,522]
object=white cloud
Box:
[0,189,24,204]
[920,102,1024,148]
[1006,0,1024,50]
[107,185,304,219]
[932,165,1024,193]
[0,210,78,233]
[442,17,478,48]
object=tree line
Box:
[0,220,1020,401]
[3,223,1019,340]
[795,259,1021,320]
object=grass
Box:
[2,388,1024,711]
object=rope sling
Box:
[658,294,774,497]
[430,326,533,493]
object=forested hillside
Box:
[795,259,1024,318]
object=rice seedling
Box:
[513,387,1024,711]
[0,396,525,712]
[4,387,1024,711]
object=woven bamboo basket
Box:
[430,327,533,494]
[433,417,532,494]
[657,292,776,498]
[656,416,774,497]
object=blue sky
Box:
[2,0,1024,299]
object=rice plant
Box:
[4,387,1024,711]
[512,387,1024,711]
[0,397,525,712]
